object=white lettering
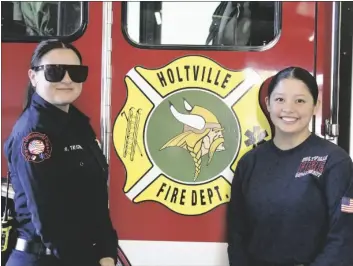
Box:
[64,145,83,152]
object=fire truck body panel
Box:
[1,2,352,265]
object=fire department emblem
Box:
[113,55,272,215]
[22,132,52,163]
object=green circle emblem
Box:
[146,89,240,183]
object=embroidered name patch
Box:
[22,132,52,163]
[341,197,353,213]
[295,155,328,178]
[64,145,83,152]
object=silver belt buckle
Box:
[38,242,52,255]
[15,238,26,250]
[45,247,52,255]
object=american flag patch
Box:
[28,140,45,155]
[22,132,52,163]
[341,197,353,213]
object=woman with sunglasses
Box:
[4,39,118,266]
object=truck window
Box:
[123,1,281,50]
[1,1,87,42]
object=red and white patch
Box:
[22,132,52,163]
[28,140,45,154]
[341,197,353,213]
[295,155,328,178]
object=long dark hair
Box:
[267,66,319,105]
[23,39,83,111]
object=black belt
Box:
[256,264,306,266]
[249,259,307,266]
[15,238,52,256]
[251,262,306,266]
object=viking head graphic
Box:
[160,99,225,181]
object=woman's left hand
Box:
[99,257,115,266]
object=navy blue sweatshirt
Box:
[227,134,353,266]
[4,93,118,266]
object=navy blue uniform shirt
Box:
[4,93,118,265]
[227,134,353,266]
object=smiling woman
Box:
[27,43,87,112]
[227,67,353,266]
[265,67,320,150]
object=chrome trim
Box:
[101,2,113,164]
[121,2,282,52]
[350,37,353,158]
[326,1,341,142]
[1,183,14,199]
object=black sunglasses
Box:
[32,64,89,83]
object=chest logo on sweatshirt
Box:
[295,155,328,178]
[22,132,52,163]
[113,55,272,216]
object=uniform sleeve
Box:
[227,158,250,266]
[310,157,353,266]
[9,132,78,262]
[90,140,118,263]
[93,176,118,263]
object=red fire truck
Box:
[2,2,352,265]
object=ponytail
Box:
[23,83,35,111]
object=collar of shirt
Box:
[269,133,316,158]
[30,92,90,133]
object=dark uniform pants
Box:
[6,249,61,266]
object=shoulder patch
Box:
[21,132,52,163]
[341,197,353,213]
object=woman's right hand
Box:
[99,257,115,266]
